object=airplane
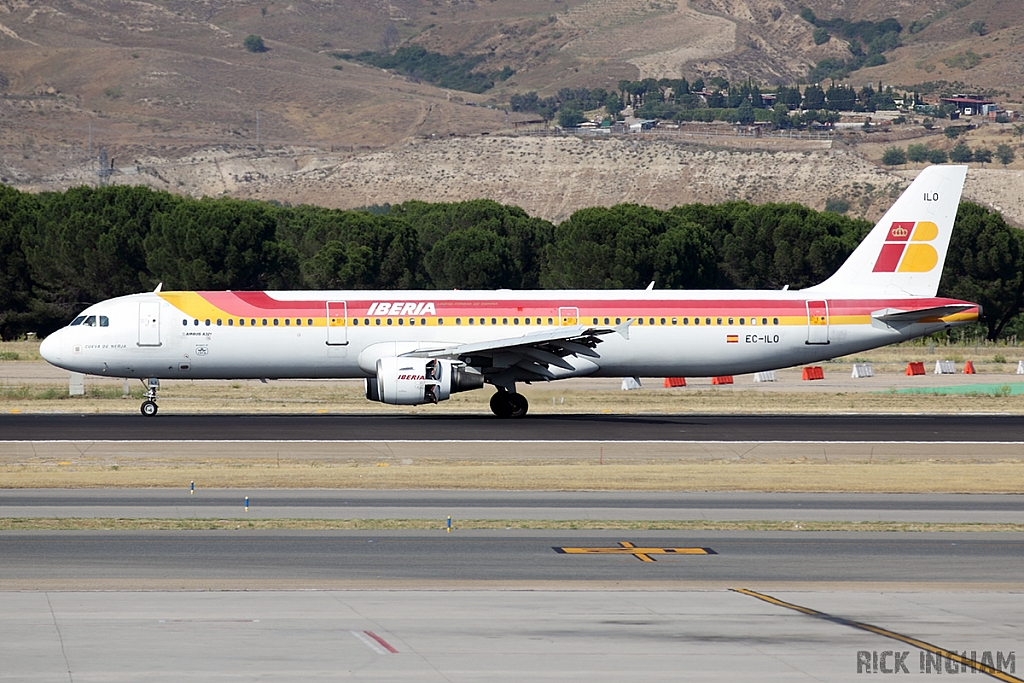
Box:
[40,165,978,418]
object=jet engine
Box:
[365,357,484,405]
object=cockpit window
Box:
[99,316,109,327]
[83,316,97,327]
[70,316,86,326]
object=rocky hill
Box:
[2,0,1023,224]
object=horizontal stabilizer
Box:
[872,304,976,323]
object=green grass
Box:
[894,383,1024,396]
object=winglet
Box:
[153,282,163,293]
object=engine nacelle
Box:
[365,357,484,405]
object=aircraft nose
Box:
[39,331,62,364]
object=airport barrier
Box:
[663,377,687,387]
[906,362,926,376]
[934,360,956,374]
[1017,360,1024,375]
[711,376,734,385]
[964,360,976,374]
[752,371,776,382]
[801,366,824,380]
[621,377,642,390]
[851,363,873,378]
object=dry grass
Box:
[4,460,1024,493]
[1,518,1021,533]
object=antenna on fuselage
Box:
[646,281,655,290]
[153,282,163,293]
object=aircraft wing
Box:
[872,304,977,323]
[405,322,630,382]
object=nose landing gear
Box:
[489,390,529,418]
[140,378,160,417]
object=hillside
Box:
[2,0,1024,224]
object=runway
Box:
[3,489,1024,523]
[2,530,1023,586]
[3,412,1024,441]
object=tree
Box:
[969,20,986,36]
[928,149,948,164]
[995,143,1016,168]
[944,126,963,140]
[813,27,830,45]
[802,84,826,110]
[881,147,906,168]
[735,100,755,125]
[378,23,400,52]
[940,202,1024,340]
[1013,123,1024,142]
[243,35,267,53]
[974,147,993,167]
[557,108,585,128]
[906,143,930,167]
[949,142,973,163]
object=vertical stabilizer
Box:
[803,165,967,298]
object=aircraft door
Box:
[138,301,161,347]
[805,300,830,345]
[327,301,348,346]
[558,306,579,326]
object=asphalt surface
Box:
[1,530,1021,583]
[2,490,1023,523]
[2,413,1023,441]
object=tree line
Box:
[0,184,1020,341]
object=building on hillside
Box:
[939,95,997,116]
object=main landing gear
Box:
[490,390,528,419]
[140,377,159,417]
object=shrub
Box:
[244,35,267,53]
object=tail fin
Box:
[804,165,967,298]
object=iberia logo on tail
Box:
[872,221,939,273]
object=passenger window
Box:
[762,318,768,325]
[469,318,475,325]
[296,319,302,326]
[421,318,426,325]
[592,318,598,325]
[660,318,666,325]
[438,318,445,325]
[398,319,404,325]
[548,318,553,325]
[705,318,711,325]
[284,319,290,326]
[182,319,187,326]
[308,319,313,326]
[239,319,245,326]
[684,318,689,325]
[375,319,381,326]
[363,319,368,326]
[671,318,677,325]
[604,318,609,325]
[728,318,734,325]
[228,319,233,326]
[750,318,756,326]
[456,318,462,325]
[649,318,655,325]
[773,317,779,325]
[739,318,745,325]
[695,318,700,325]
[615,318,621,324]
[491,318,496,325]
[217,319,222,326]
[71,316,86,326]
[386,319,392,325]
[514,318,519,325]
[637,318,643,325]
[409,318,415,325]
[716,318,722,325]
[262,319,267,326]
[525,318,530,325]
[273,319,279,326]
[205,319,211,326]
[194,319,199,326]
[353,319,358,326]
[502,318,507,325]
[251,319,256,326]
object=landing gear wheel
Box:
[140,400,158,417]
[489,391,529,419]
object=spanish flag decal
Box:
[726,334,739,343]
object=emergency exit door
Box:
[326,301,348,345]
[805,300,830,345]
[138,301,161,347]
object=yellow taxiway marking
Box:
[733,589,1023,683]
[554,541,716,562]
